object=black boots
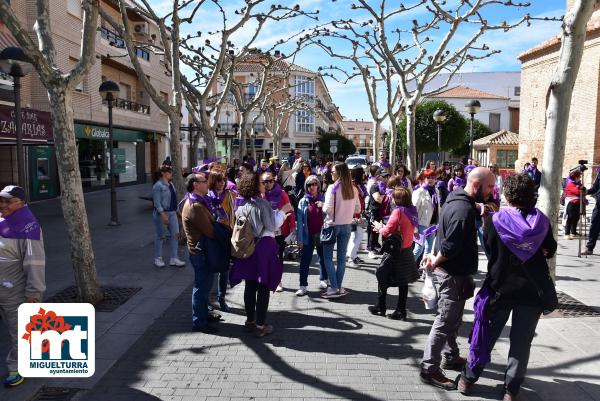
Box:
[368,286,387,316]
[387,309,407,320]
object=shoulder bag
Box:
[320,190,336,245]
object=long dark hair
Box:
[334,162,354,200]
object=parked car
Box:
[345,155,369,170]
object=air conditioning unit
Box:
[133,22,149,36]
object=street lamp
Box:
[0,47,33,200]
[433,109,447,165]
[464,99,481,160]
[99,80,120,226]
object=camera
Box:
[578,160,589,172]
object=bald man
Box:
[419,167,495,390]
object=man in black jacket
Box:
[582,169,600,255]
[419,167,496,390]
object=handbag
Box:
[320,190,336,245]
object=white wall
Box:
[439,97,511,132]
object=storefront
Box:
[74,123,148,190]
[0,104,57,201]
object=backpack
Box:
[231,214,257,259]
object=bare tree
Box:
[311,0,539,173]
[0,0,103,303]
[179,1,318,165]
[100,0,187,196]
[537,0,598,277]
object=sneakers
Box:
[441,355,467,371]
[419,369,457,390]
[353,257,364,264]
[319,280,328,289]
[367,251,378,259]
[321,287,341,299]
[502,391,516,401]
[565,234,574,240]
[244,321,256,332]
[154,257,166,268]
[339,288,349,297]
[387,309,407,320]
[275,284,284,292]
[4,371,24,387]
[295,286,308,296]
[457,374,473,395]
[255,324,274,338]
[169,257,186,267]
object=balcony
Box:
[100,26,125,48]
[103,98,150,115]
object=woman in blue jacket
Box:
[295,175,328,296]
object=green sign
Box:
[114,148,126,174]
[74,123,147,142]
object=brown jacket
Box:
[181,199,215,255]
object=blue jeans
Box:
[216,270,228,299]
[190,253,214,328]
[322,224,352,290]
[413,225,434,261]
[299,235,327,287]
[153,210,179,259]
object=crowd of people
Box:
[147,150,596,400]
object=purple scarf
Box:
[465,165,477,175]
[304,192,325,203]
[0,206,41,240]
[208,190,228,220]
[378,160,391,169]
[453,176,466,189]
[400,177,410,188]
[492,207,549,262]
[396,205,418,228]
[469,285,493,369]
[377,181,387,195]
[186,192,211,210]
[385,187,394,196]
[265,183,283,210]
[332,180,341,195]
[236,196,260,209]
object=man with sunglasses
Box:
[0,186,46,387]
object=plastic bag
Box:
[422,270,438,310]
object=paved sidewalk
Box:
[80,213,600,401]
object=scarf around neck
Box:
[0,205,41,240]
[396,205,418,228]
[265,183,283,210]
[304,192,325,203]
[492,207,549,262]
[186,192,212,211]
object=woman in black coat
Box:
[459,174,557,401]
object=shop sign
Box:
[83,126,110,140]
[75,123,147,142]
[0,104,54,144]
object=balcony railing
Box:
[100,26,125,48]
[104,98,151,115]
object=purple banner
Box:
[0,104,54,144]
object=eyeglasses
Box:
[262,180,274,184]
[197,179,208,184]
[308,183,319,187]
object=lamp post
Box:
[464,99,481,160]
[232,123,240,165]
[433,109,447,165]
[99,80,120,226]
[0,47,33,200]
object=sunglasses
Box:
[262,180,274,184]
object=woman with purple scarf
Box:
[447,164,466,192]
[459,174,557,401]
[412,169,438,262]
[207,171,236,312]
[229,173,289,337]
[369,188,419,320]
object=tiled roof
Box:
[473,129,519,146]
[431,85,508,100]
[233,56,315,75]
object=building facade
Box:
[340,119,382,160]
[517,1,600,185]
[0,0,171,200]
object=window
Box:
[514,86,521,96]
[135,47,150,61]
[69,57,83,92]
[294,75,314,102]
[67,0,81,18]
[119,83,131,100]
[476,150,488,167]
[347,127,355,131]
[496,150,518,169]
[489,113,501,132]
[296,109,314,133]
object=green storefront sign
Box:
[74,123,147,142]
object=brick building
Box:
[340,119,383,160]
[0,0,171,200]
[517,1,600,185]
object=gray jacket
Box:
[0,232,46,301]
[152,179,175,213]
[235,197,283,238]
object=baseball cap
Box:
[0,185,26,201]
[378,168,390,177]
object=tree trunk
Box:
[190,131,200,167]
[388,115,397,167]
[372,121,380,162]
[48,86,103,304]
[537,0,597,278]
[405,103,417,176]
[168,114,185,197]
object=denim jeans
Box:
[322,224,352,290]
[299,235,327,287]
[413,225,434,261]
[190,253,214,329]
[153,210,179,259]
[216,270,229,300]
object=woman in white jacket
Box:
[412,170,437,261]
[321,162,361,299]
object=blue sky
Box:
[150,0,564,120]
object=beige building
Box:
[517,1,600,185]
[214,53,343,161]
[0,0,171,200]
[340,119,382,160]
